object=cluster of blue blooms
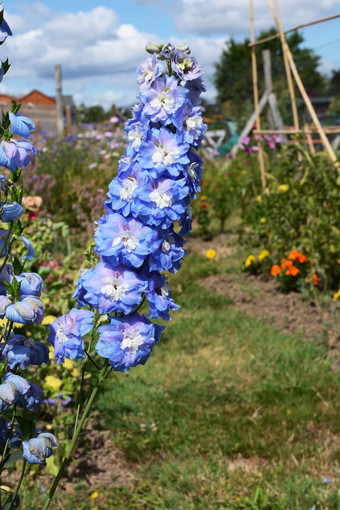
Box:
[49,42,206,372]
[0,14,58,468]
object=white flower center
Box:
[150,189,173,209]
[120,178,138,202]
[161,282,170,298]
[121,331,145,354]
[128,128,143,149]
[112,229,139,253]
[101,276,129,300]
[186,115,202,132]
[152,145,180,166]
[188,162,198,181]
[161,240,171,253]
[150,90,175,112]
[143,69,154,84]
[56,324,68,344]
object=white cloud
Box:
[0,5,161,106]
[173,0,340,36]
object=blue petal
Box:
[18,236,34,260]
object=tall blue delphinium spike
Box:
[0,5,58,475]
[49,42,207,372]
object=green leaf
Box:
[2,450,22,469]
[11,277,21,300]
[12,256,23,275]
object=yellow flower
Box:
[256,195,263,203]
[0,318,24,329]
[268,232,273,238]
[206,249,216,259]
[63,358,73,370]
[337,259,340,264]
[245,255,256,267]
[48,345,54,360]
[260,218,266,224]
[42,315,57,325]
[72,368,81,378]
[45,375,62,390]
[333,290,340,302]
[90,492,99,499]
[278,184,289,193]
[258,249,270,261]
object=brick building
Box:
[0,90,75,135]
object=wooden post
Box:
[266,0,299,134]
[65,105,72,135]
[250,0,266,190]
[273,0,339,167]
[55,64,64,135]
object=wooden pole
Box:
[267,0,300,133]
[55,64,64,135]
[65,105,72,135]
[250,0,266,190]
[273,0,339,167]
[249,13,340,47]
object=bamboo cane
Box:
[266,0,300,133]
[250,0,266,190]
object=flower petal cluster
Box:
[1,334,49,370]
[66,42,206,371]
[47,308,94,364]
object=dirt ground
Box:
[188,234,340,366]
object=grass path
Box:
[94,252,340,509]
[23,250,340,509]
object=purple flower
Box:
[47,308,94,364]
[96,314,164,372]
[74,261,147,315]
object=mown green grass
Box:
[22,252,340,509]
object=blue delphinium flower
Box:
[74,261,147,315]
[9,112,36,139]
[0,17,12,43]
[16,432,58,465]
[0,140,36,171]
[1,334,49,370]
[96,314,164,372]
[65,42,206,372]
[1,201,24,222]
[15,272,44,297]
[5,296,44,324]
[0,373,42,413]
[47,308,94,364]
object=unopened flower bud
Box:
[145,41,162,54]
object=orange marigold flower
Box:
[200,203,209,210]
[271,264,281,276]
[288,249,301,260]
[297,254,307,263]
[281,259,293,269]
[312,273,318,286]
[200,196,208,201]
[286,266,299,276]
[304,277,309,282]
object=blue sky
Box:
[1,0,339,108]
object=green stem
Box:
[42,361,110,510]
[9,459,26,510]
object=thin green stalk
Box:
[9,459,26,510]
[42,361,110,510]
